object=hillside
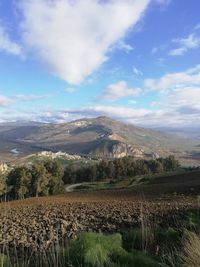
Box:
[0,116,199,164]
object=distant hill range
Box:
[0,116,199,165]
[153,126,200,140]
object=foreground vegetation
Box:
[1,222,200,267]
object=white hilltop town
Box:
[37,151,82,160]
[0,162,8,174]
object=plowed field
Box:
[0,171,200,251]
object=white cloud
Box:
[90,105,149,120]
[0,95,15,107]
[144,65,200,91]
[168,47,186,56]
[98,81,141,101]
[187,64,200,74]
[92,65,200,126]
[194,23,200,31]
[20,106,151,124]
[169,33,200,56]
[180,34,200,48]
[133,66,143,76]
[0,24,22,56]
[31,104,200,127]
[74,104,200,127]
[117,40,134,53]
[1,100,200,127]
[0,93,51,107]
[19,0,150,84]
[160,87,200,110]
[2,64,200,128]
[140,65,200,126]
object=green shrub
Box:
[67,232,161,267]
[123,228,153,251]
[155,227,180,244]
[68,232,123,267]
[113,249,160,267]
[184,211,200,230]
[123,229,143,251]
[141,175,153,183]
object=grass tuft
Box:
[68,232,123,266]
[182,231,200,267]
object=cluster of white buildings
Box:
[0,163,8,174]
[37,151,82,160]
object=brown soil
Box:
[0,183,198,252]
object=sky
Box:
[0,0,200,128]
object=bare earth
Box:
[0,181,198,252]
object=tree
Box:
[148,160,164,173]
[158,156,180,171]
[44,159,63,178]
[107,161,115,180]
[43,160,64,195]
[85,165,97,182]
[0,175,6,197]
[63,165,77,184]
[7,167,31,199]
[30,163,49,197]
[165,155,180,171]
[97,160,108,180]
[134,160,150,176]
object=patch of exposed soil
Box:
[0,188,197,251]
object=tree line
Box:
[0,160,64,200]
[0,155,180,201]
[62,155,180,184]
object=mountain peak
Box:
[95,116,116,122]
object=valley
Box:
[0,117,199,165]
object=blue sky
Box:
[0,0,200,127]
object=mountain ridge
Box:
[0,116,199,164]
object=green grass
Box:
[1,228,199,267]
[70,168,198,192]
[114,250,160,267]
[67,232,161,267]
[0,254,10,267]
[68,232,123,266]
[71,177,141,192]
[184,210,200,230]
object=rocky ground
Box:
[0,189,197,252]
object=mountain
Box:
[0,116,199,164]
[153,126,200,140]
